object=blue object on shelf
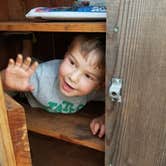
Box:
[25,6,106,20]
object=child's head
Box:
[59,35,105,97]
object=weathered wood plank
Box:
[106,0,166,166]
[5,94,32,166]
[0,77,16,166]
[0,22,106,32]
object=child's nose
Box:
[69,70,81,83]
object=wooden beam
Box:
[0,21,106,32]
[0,76,16,166]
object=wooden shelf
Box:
[24,102,105,152]
[0,21,106,32]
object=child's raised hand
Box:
[3,54,38,91]
[90,114,105,138]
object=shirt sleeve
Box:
[29,59,60,100]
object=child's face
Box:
[58,43,103,97]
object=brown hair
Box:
[68,35,105,73]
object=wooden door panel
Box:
[106,0,166,166]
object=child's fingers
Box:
[26,85,34,92]
[94,123,100,134]
[98,124,105,138]
[8,58,15,68]
[15,54,23,67]
[22,57,32,70]
[23,85,34,92]
[90,120,96,133]
[27,61,38,75]
[90,119,101,135]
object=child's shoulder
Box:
[39,59,62,72]
[40,59,62,68]
[34,59,62,77]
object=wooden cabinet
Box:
[0,23,105,165]
[0,0,166,166]
[0,1,106,166]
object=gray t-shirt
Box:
[26,59,104,114]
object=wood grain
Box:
[6,94,32,166]
[25,104,105,152]
[0,21,106,32]
[0,77,16,166]
[106,0,166,166]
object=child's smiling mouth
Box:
[62,79,75,93]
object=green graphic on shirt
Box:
[62,101,74,113]
[47,101,85,113]
[76,104,85,110]
[56,104,62,113]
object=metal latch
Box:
[109,78,122,102]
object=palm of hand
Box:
[4,55,38,92]
[5,66,32,91]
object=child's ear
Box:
[95,81,105,90]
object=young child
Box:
[1,35,105,138]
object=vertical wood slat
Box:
[0,76,16,166]
[105,0,123,165]
[6,94,32,166]
[106,0,166,166]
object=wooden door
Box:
[105,0,166,165]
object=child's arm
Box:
[1,54,38,92]
[90,114,105,138]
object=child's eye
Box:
[85,74,94,80]
[69,59,75,66]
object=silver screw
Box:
[113,26,119,33]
